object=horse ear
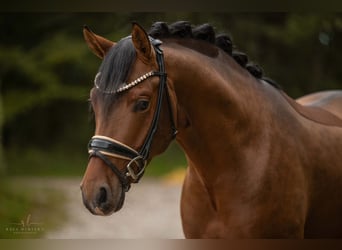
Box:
[83,25,115,59]
[131,22,155,64]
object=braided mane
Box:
[148,21,280,89]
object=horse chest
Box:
[180,162,309,238]
[180,168,248,238]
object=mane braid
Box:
[148,21,281,89]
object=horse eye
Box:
[134,99,150,112]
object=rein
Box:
[88,37,178,192]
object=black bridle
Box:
[88,37,178,192]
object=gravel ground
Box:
[43,177,184,239]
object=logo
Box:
[5,214,45,235]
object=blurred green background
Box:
[1,13,342,238]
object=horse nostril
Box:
[96,187,108,206]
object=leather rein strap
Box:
[88,37,177,192]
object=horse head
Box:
[80,23,177,215]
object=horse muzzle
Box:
[81,181,125,215]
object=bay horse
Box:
[80,21,342,238]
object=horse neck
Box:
[164,43,299,184]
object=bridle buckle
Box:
[126,156,147,180]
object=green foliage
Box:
[0,93,4,176]
[0,33,91,125]
[211,13,342,96]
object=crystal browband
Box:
[94,71,161,94]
